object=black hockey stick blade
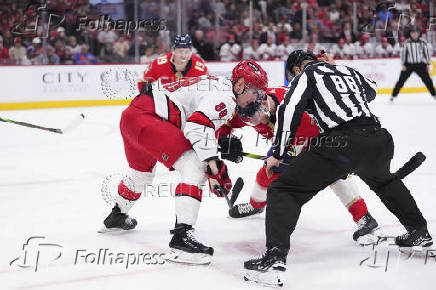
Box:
[394,152,426,180]
[216,178,244,209]
[230,177,244,206]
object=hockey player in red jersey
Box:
[101,61,270,265]
[137,34,207,92]
[217,60,379,244]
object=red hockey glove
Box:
[206,159,232,197]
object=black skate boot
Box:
[229,202,264,218]
[353,213,379,245]
[99,204,137,233]
[244,246,288,287]
[166,223,214,265]
[395,227,433,249]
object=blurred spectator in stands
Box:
[28,46,40,64]
[375,37,394,57]
[329,3,340,23]
[393,36,406,56]
[378,4,393,22]
[37,45,60,64]
[259,35,277,60]
[290,22,303,41]
[67,36,81,55]
[101,43,126,63]
[192,30,215,60]
[27,38,41,64]
[276,36,293,61]
[129,36,148,60]
[63,47,74,64]
[53,39,67,63]
[140,45,158,65]
[0,37,10,63]
[383,20,398,47]
[55,27,68,43]
[113,36,130,59]
[243,38,261,60]
[331,38,354,59]
[260,22,278,44]
[339,22,357,43]
[219,34,241,61]
[98,30,118,47]
[74,44,97,64]
[307,32,323,54]
[2,30,14,49]
[9,37,27,64]
[276,15,292,36]
[198,12,213,29]
[223,3,238,24]
[354,34,374,58]
[31,38,42,54]
[156,41,171,56]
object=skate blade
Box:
[165,248,212,265]
[357,228,386,246]
[398,244,435,255]
[97,226,133,233]
[243,270,284,287]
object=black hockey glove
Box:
[218,134,243,163]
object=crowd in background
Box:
[0,0,435,65]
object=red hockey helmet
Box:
[231,60,268,91]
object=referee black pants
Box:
[392,63,436,97]
[266,121,428,249]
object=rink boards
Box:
[1,57,436,110]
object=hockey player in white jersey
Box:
[101,61,269,265]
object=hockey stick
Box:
[217,148,267,160]
[217,177,244,208]
[392,152,426,180]
[0,114,85,134]
[223,149,425,180]
[241,152,267,160]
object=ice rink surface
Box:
[1,93,435,290]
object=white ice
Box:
[1,93,435,290]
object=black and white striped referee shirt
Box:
[401,38,431,65]
[272,61,378,159]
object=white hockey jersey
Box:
[151,75,236,161]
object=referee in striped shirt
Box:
[243,50,432,275]
[391,27,436,101]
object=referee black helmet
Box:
[285,50,317,82]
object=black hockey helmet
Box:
[285,49,317,82]
[174,33,192,49]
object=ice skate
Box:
[243,246,288,287]
[165,224,214,265]
[98,204,137,233]
[229,202,264,218]
[395,227,433,253]
[353,213,380,245]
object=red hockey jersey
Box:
[216,86,320,146]
[138,52,207,92]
